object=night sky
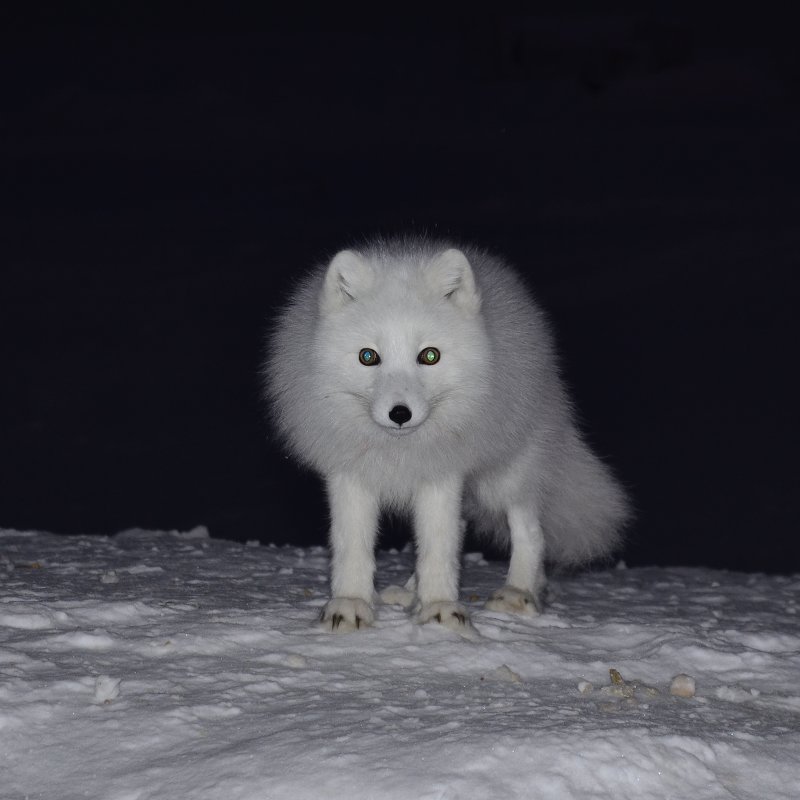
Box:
[2,7,798,573]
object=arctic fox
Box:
[265,237,629,632]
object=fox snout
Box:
[370,375,429,431]
[388,405,413,426]
[374,398,426,430]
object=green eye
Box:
[418,347,440,365]
[358,348,381,366]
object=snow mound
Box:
[1,528,799,799]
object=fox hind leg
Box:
[486,505,546,616]
[378,573,417,608]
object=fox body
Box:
[265,237,629,631]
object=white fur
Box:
[265,236,630,631]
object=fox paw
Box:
[319,598,374,632]
[485,586,541,616]
[417,601,472,630]
[379,584,416,608]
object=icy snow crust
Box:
[2,528,799,799]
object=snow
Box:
[2,528,799,799]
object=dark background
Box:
[2,6,798,572]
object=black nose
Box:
[389,405,412,426]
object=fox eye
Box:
[418,347,440,365]
[358,348,381,366]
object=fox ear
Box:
[427,248,480,312]
[321,250,374,311]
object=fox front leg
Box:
[413,477,472,630]
[319,473,379,632]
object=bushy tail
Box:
[541,427,631,566]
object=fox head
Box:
[315,246,491,439]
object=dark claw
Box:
[452,612,466,625]
[355,616,362,629]
[434,612,442,623]
[331,613,343,629]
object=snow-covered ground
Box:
[2,527,799,799]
